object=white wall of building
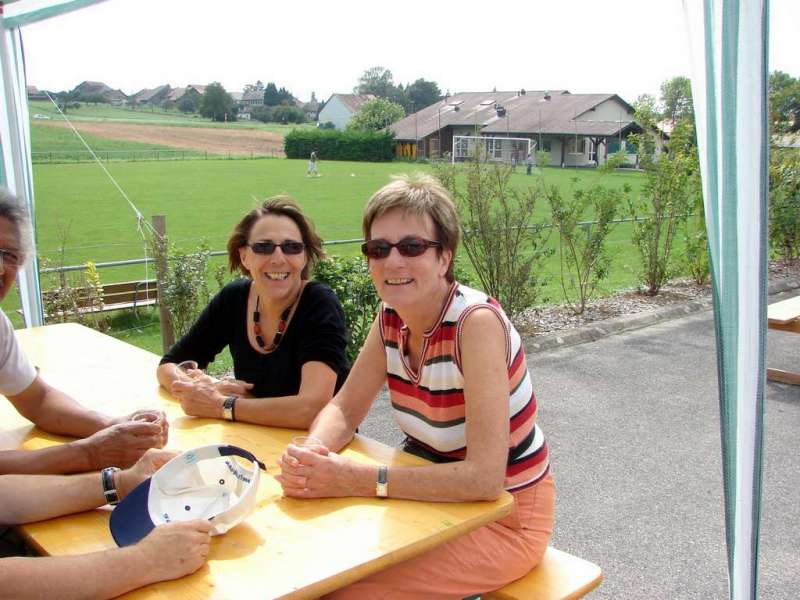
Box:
[579,97,632,123]
[317,96,354,130]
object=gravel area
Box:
[515,259,800,337]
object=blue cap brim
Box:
[109,478,156,547]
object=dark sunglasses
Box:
[361,237,442,259]
[249,240,305,255]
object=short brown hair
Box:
[228,195,324,279]
[362,174,460,282]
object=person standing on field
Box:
[307,151,320,177]
[526,153,534,175]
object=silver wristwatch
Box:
[223,395,238,421]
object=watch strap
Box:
[376,465,388,498]
[101,466,121,506]
[223,395,238,421]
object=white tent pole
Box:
[0,13,43,326]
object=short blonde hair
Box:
[362,174,460,282]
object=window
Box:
[487,138,503,159]
[567,137,586,154]
[454,137,469,158]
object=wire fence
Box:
[38,215,687,276]
[31,149,284,164]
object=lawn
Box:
[30,122,197,156]
[29,100,316,132]
[5,158,674,362]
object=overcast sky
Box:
[19,0,800,105]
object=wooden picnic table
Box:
[767,294,800,386]
[1,323,513,599]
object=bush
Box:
[629,153,693,295]
[251,105,273,123]
[434,160,553,317]
[769,149,800,262]
[547,180,624,315]
[272,105,306,124]
[284,129,394,162]
[313,256,380,361]
[319,121,336,130]
[161,246,211,338]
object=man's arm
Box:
[0,523,212,600]
[0,545,158,600]
[8,375,114,438]
[1,375,166,475]
[0,443,94,476]
[0,449,213,599]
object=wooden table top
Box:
[3,323,513,599]
[768,295,800,325]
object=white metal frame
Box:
[451,135,532,163]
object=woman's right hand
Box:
[214,377,253,396]
[134,520,213,581]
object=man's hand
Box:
[115,448,179,499]
[134,520,213,581]
[170,380,225,419]
[113,409,169,448]
[75,421,163,469]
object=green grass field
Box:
[30,122,195,155]
[4,158,675,361]
[29,100,316,132]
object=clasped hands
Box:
[170,365,253,419]
[275,441,357,498]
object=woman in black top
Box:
[157,196,349,428]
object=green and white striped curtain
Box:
[683,1,768,599]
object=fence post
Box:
[152,215,175,353]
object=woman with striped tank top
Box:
[276,174,555,598]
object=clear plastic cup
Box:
[291,435,325,449]
[131,410,163,425]
[177,360,199,373]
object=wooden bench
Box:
[484,547,603,600]
[767,295,800,385]
[42,279,158,317]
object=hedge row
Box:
[284,129,394,162]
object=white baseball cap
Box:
[110,444,265,547]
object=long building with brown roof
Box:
[391,90,653,166]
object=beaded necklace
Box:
[252,288,302,351]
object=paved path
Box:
[360,290,799,599]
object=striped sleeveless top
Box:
[379,282,550,492]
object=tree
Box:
[355,66,395,98]
[271,105,306,124]
[55,89,80,114]
[177,96,197,113]
[243,80,264,95]
[263,82,281,106]
[250,105,273,123]
[406,78,441,111]
[660,76,693,124]
[433,160,553,317]
[199,82,237,122]
[768,71,800,133]
[263,82,295,106]
[346,98,405,131]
